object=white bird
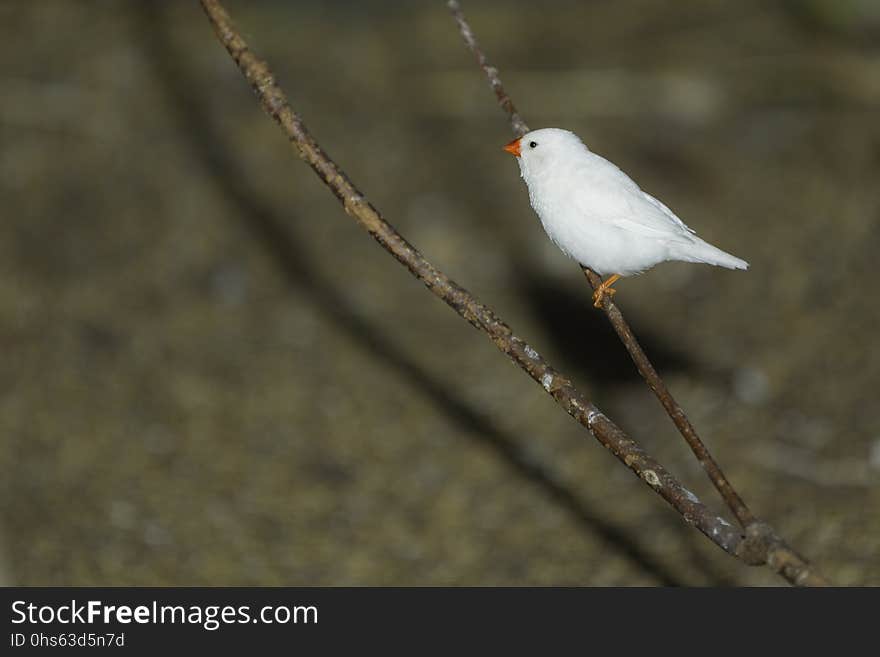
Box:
[504,128,748,307]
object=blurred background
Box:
[1,0,878,586]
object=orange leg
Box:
[592,274,621,308]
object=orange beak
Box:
[503,138,522,157]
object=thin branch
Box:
[198,0,827,585]
[447,0,827,585]
[448,3,529,139]
[585,270,755,525]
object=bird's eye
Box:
[529,141,538,149]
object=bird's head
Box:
[503,128,590,179]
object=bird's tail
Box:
[676,238,749,270]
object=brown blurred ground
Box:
[0,0,878,585]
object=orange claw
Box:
[592,274,621,308]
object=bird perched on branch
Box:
[504,128,748,307]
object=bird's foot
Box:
[592,274,621,308]
[592,286,616,307]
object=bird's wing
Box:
[572,158,697,245]
[639,192,696,235]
